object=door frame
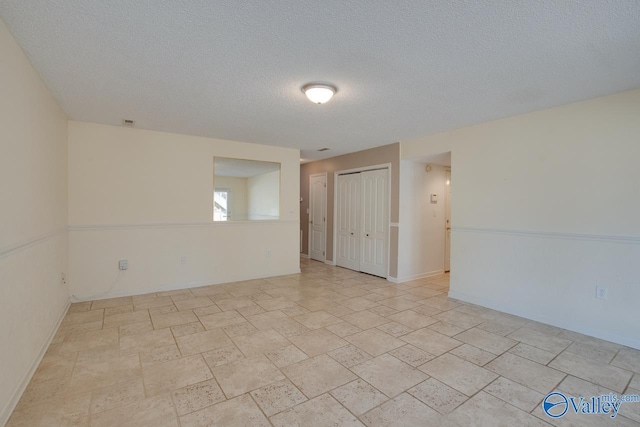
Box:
[444,168,451,272]
[308,172,327,262]
[333,163,392,277]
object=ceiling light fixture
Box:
[302,83,337,104]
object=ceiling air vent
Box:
[122,119,135,127]
[318,148,330,152]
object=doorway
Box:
[444,168,451,272]
[336,167,390,277]
[309,173,327,261]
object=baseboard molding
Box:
[388,270,444,284]
[300,253,310,259]
[448,290,640,350]
[71,269,302,302]
[324,260,336,266]
[0,299,71,426]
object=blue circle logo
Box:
[543,392,568,418]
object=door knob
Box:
[366,233,370,237]
[350,232,354,235]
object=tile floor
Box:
[7,258,640,426]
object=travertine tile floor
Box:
[8,258,640,426]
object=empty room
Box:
[1,1,639,426]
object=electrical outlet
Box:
[180,256,188,265]
[119,260,128,271]
[595,286,608,300]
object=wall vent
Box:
[122,119,135,127]
[318,148,330,152]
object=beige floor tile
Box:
[91,297,132,310]
[90,379,146,414]
[330,379,388,416]
[612,348,640,373]
[270,393,364,427]
[376,321,414,337]
[143,354,213,397]
[272,318,311,337]
[61,310,104,326]
[282,354,357,398]
[255,297,298,311]
[171,321,205,337]
[288,328,348,357]
[149,304,178,316]
[368,305,399,317]
[173,297,215,311]
[14,376,70,411]
[351,354,428,398]
[265,344,308,367]
[90,394,179,427]
[485,352,566,394]
[508,327,572,354]
[297,296,336,311]
[244,310,288,330]
[103,310,150,329]
[212,354,285,398]
[565,340,620,363]
[620,387,640,423]
[508,342,557,365]
[388,310,437,329]
[219,321,256,337]
[231,329,291,357]
[454,327,517,355]
[59,328,118,354]
[198,310,246,329]
[172,378,226,416]
[345,329,406,356]
[630,374,640,390]
[408,378,468,414]
[175,328,233,356]
[427,321,467,337]
[483,376,544,412]
[339,297,380,311]
[400,328,462,356]
[328,344,373,368]
[293,310,342,329]
[119,328,175,354]
[449,391,549,427]
[476,319,523,336]
[54,320,104,342]
[419,353,498,396]
[449,343,497,366]
[8,390,91,427]
[180,394,270,427]
[279,305,311,316]
[549,351,632,393]
[342,310,390,330]
[193,304,222,316]
[326,321,362,337]
[434,310,482,329]
[31,351,77,383]
[119,320,154,336]
[132,296,174,311]
[250,379,307,416]
[139,343,182,367]
[151,310,198,329]
[69,302,92,313]
[377,297,422,311]
[388,344,435,367]
[202,346,245,368]
[359,393,452,427]
[411,304,443,317]
[104,305,133,316]
[69,354,141,394]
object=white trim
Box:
[453,226,640,244]
[390,222,399,227]
[387,270,444,284]
[0,299,71,426]
[300,253,310,259]
[448,289,640,350]
[308,172,327,262]
[68,220,299,231]
[324,259,336,266]
[0,228,66,260]
[71,269,302,302]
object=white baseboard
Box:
[71,269,302,302]
[388,270,444,284]
[300,253,310,259]
[448,290,640,350]
[324,259,336,266]
[1,299,71,426]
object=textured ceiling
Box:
[1,1,639,161]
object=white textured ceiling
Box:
[1,1,639,161]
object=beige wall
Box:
[68,121,300,299]
[300,143,400,277]
[401,90,640,348]
[0,19,69,424]
[214,176,248,221]
[248,170,280,220]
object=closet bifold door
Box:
[336,173,360,271]
[359,169,389,277]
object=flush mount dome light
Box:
[302,83,337,104]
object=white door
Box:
[444,169,451,272]
[336,173,360,270]
[360,169,389,277]
[309,174,327,261]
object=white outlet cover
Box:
[595,286,608,299]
